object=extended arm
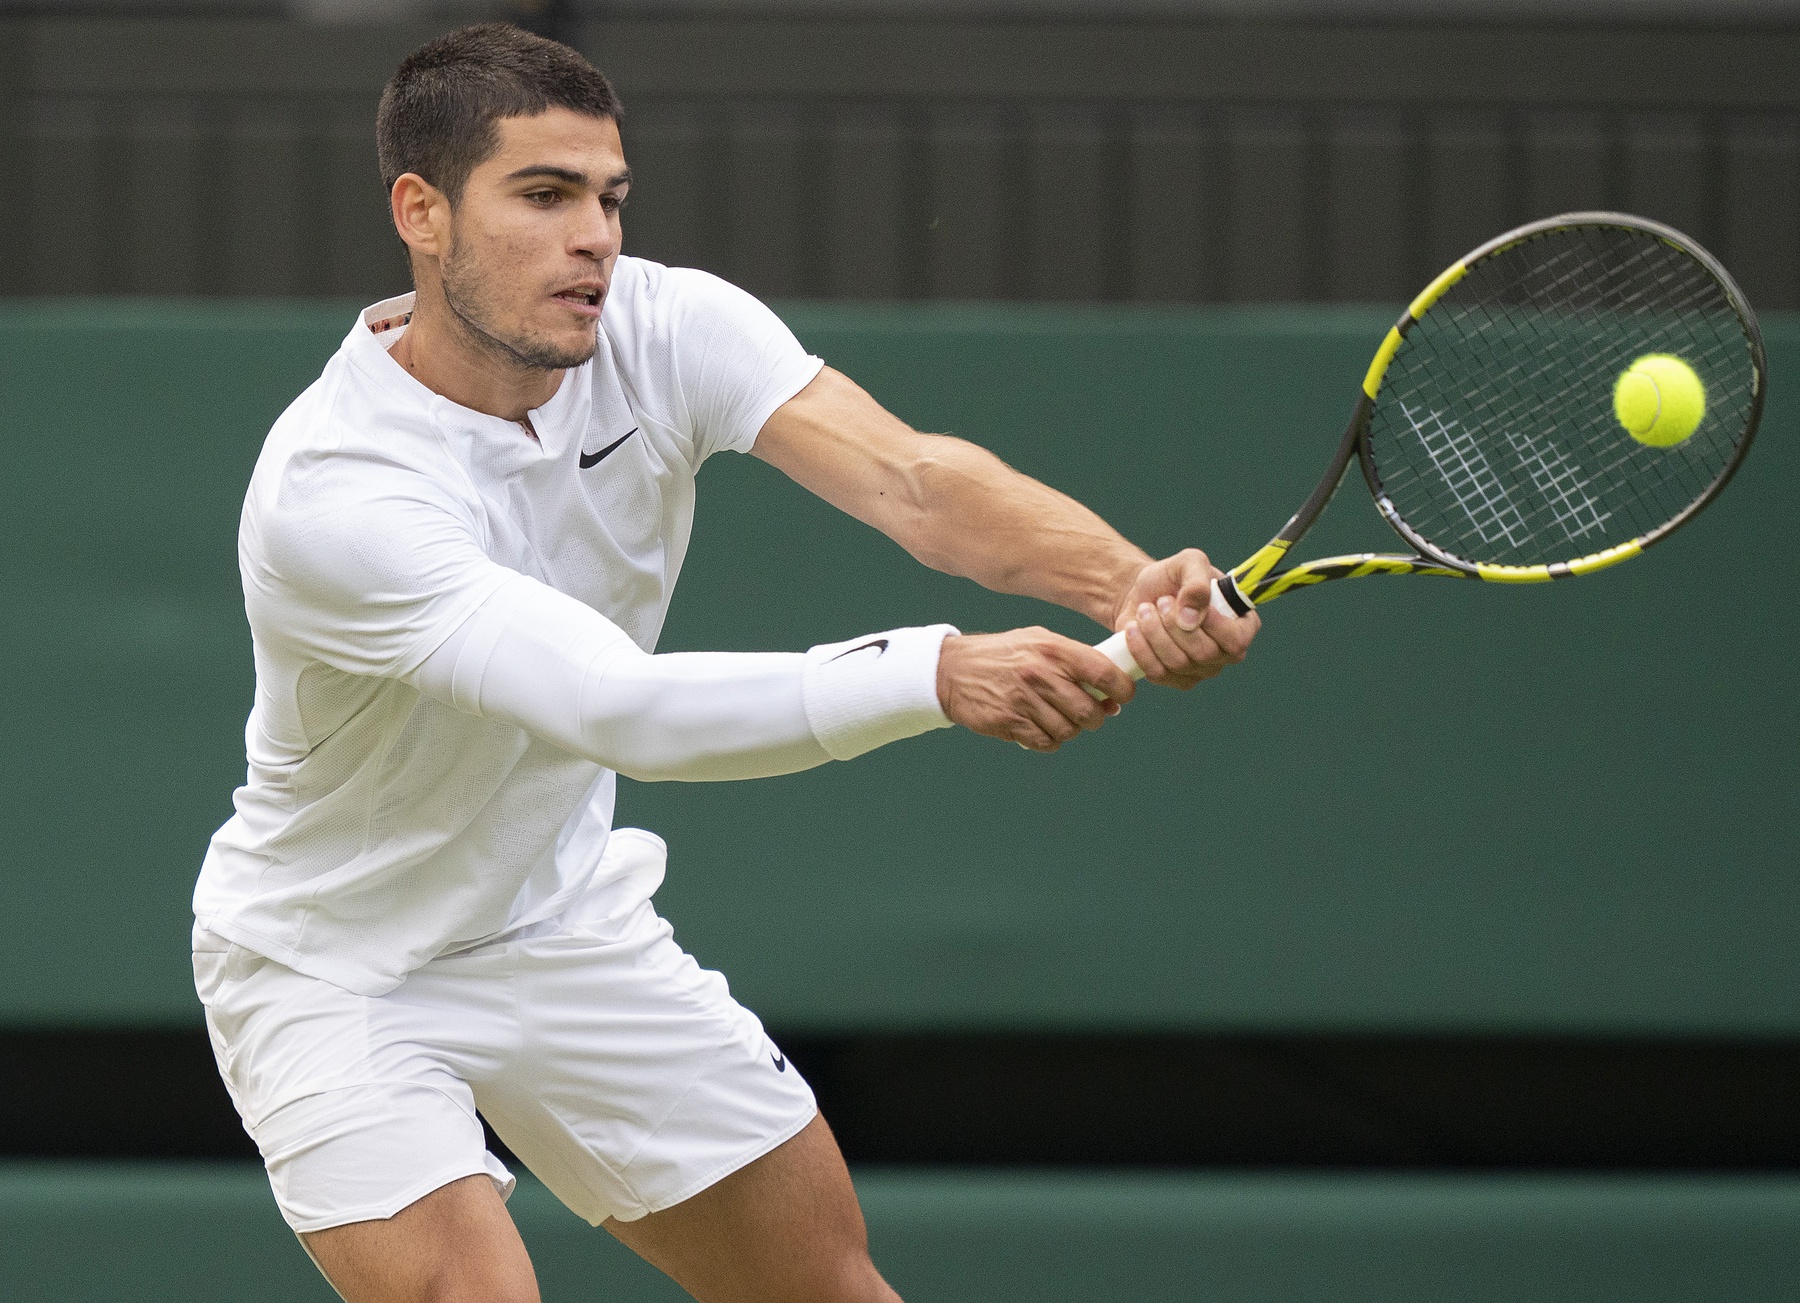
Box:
[751,367,1259,689]
[405,573,957,781]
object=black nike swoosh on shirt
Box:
[827,638,889,663]
[771,1050,788,1072]
[579,427,638,469]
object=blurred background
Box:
[6,0,1800,308]
[1,1,1796,1300]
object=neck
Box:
[389,273,565,423]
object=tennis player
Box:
[192,23,1257,1303]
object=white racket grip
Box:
[1084,575,1252,700]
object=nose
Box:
[571,196,619,261]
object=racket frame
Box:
[1234,211,1767,606]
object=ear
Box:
[390,173,451,260]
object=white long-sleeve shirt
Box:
[194,260,953,997]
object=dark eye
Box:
[526,190,560,206]
[601,193,628,213]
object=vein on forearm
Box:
[877,436,1147,627]
[755,367,1148,630]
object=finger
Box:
[1200,595,1262,661]
[996,694,1061,750]
[1123,619,1167,681]
[1023,690,1083,745]
[1172,561,1226,634]
[1145,603,1232,688]
[1141,599,1219,678]
[1168,592,1241,670]
[1044,667,1112,732]
[986,652,1081,745]
[1010,662,1089,743]
[1125,617,1220,687]
[1066,644,1136,705]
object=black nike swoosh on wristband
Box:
[827,638,889,663]
[579,427,637,469]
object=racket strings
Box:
[1401,240,1741,546]
[1380,234,1745,558]
[1368,225,1755,569]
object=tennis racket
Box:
[1093,210,1766,683]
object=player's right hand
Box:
[936,628,1136,752]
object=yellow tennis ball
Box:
[1614,354,1706,447]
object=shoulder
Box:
[250,312,465,506]
[603,256,807,382]
[243,346,478,588]
[602,256,773,343]
[600,258,817,460]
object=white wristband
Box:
[802,624,958,761]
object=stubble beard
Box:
[439,245,598,373]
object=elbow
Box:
[590,733,770,783]
[895,438,999,574]
[583,734,690,783]
[602,736,833,784]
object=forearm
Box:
[408,574,954,781]
[754,367,1148,628]
[887,436,1150,626]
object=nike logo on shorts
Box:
[580,428,637,469]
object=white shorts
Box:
[193,829,817,1234]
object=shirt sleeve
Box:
[244,447,513,680]
[660,267,825,461]
[405,571,958,782]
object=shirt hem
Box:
[192,913,408,998]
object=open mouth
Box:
[553,287,603,308]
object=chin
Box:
[509,329,598,371]
[548,339,600,369]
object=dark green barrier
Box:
[1,302,1794,1031]
[2,1164,1797,1303]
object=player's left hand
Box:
[1109,548,1261,689]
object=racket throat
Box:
[1248,554,1476,602]
[1232,399,1373,598]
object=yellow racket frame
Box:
[1227,211,1763,607]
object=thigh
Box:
[303,1172,538,1303]
[603,1114,901,1303]
[195,928,514,1235]
[479,895,816,1226]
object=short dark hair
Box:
[376,23,621,204]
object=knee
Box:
[417,1272,539,1303]
[819,1251,902,1303]
[306,1231,539,1303]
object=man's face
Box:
[435,108,629,371]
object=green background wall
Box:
[5,1165,1797,1303]
[1,301,1793,1033]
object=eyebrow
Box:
[504,165,632,189]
